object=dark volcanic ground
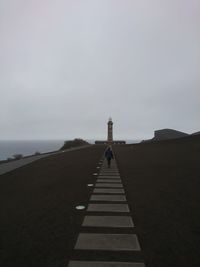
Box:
[0,145,105,267]
[114,135,200,267]
[1,136,200,267]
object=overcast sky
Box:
[0,0,200,140]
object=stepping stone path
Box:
[68,156,145,267]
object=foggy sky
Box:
[0,0,200,140]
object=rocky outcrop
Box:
[60,138,89,150]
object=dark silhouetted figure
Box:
[105,146,114,168]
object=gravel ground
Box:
[113,135,200,267]
[0,145,105,267]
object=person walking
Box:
[105,146,114,168]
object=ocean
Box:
[0,140,65,161]
[0,139,140,161]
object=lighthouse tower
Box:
[107,117,113,143]
[94,118,126,144]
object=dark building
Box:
[152,129,189,141]
[142,128,189,142]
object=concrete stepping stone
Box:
[101,169,117,171]
[101,170,119,172]
[98,176,121,179]
[101,171,119,172]
[99,177,120,179]
[97,179,121,183]
[98,176,120,179]
[87,203,129,212]
[100,175,120,177]
[102,166,118,168]
[93,188,125,194]
[101,170,118,172]
[99,174,120,179]
[102,171,119,173]
[99,176,119,178]
[68,261,145,267]
[75,233,141,251]
[90,194,126,202]
[101,168,118,169]
[95,183,123,188]
[100,173,119,175]
[82,216,134,228]
[101,171,119,173]
[99,172,119,175]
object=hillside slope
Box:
[114,135,200,267]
